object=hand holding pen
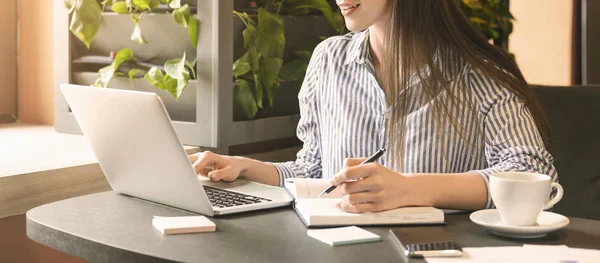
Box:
[319,148,386,198]
[322,148,428,214]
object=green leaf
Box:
[173,4,191,27]
[130,13,142,23]
[264,84,274,108]
[233,11,256,28]
[331,12,345,33]
[253,74,263,109]
[145,67,166,90]
[234,79,258,119]
[260,57,283,89]
[96,48,135,87]
[101,0,114,11]
[164,53,187,79]
[128,69,141,80]
[294,50,312,59]
[233,11,257,49]
[145,67,187,99]
[188,15,198,48]
[130,22,148,44]
[242,27,256,50]
[161,0,172,4]
[64,0,77,13]
[111,1,129,14]
[279,59,308,81]
[97,65,115,87]
[289,0,335,31]
[163,74,179,98]
[469,17,488,24]
[462,0,483,9]
[149,0,161,9]
[68,0,102,48]
[169,0,181,8]
[184,59,196,79]
[163,53,190,99]
[259,57,283,107]
[114,48,135,67]
[248,46,260,73]
[132,0,151,10]
[233,52,252,78]
[175,70,190,99]
[256,8,284,57]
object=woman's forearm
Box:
[407,172,488,210]
[230,156,281,186]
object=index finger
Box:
[331,163,378,185]
[192,151,217,174]
[343,158,367,168]
[188,153,199,164]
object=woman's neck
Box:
[368,22,387,81]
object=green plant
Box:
[232,0,345,119]
[457,0,514,51]
[65,0,198,98]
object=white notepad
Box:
[284,178,444,227]
[307,226,381,246]
[152,216,216,235]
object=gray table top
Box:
[26,191,600,263]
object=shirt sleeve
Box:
[269,43,326,185]
[471,92,559,209]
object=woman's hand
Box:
[188,151,281,186]
[330,158,434,213]
[188,151,242,182]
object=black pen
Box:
[318,148,386,198]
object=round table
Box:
[26,191,600,263]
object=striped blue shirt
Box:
[271,30,558,209]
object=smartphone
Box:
[388,227,463,258]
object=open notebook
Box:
[284,178,444,227]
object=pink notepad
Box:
[152,216,216,235]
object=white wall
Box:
[0,0,17,123]
[510,0,574,86]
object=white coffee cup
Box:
[489,172,563,226]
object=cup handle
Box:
[543,182,564,210]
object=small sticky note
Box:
[152,216,216,235]
[307,226,381,246]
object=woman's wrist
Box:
[403,172,487,210]
[403,174,438,207]
[228,156,280,186]
[228,156,250,176]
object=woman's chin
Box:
[345,22,369,33]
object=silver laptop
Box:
[61,84,292,216]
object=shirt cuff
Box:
[269,162,298,186]
[470,168,503,209]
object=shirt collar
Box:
[344,29,371,65]
[344,30,461,82]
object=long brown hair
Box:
[382,0,549,170]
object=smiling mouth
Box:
[341,3,360,11]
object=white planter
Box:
[72,13,196,65]
[55,1,317,148]
[72,72,196,122]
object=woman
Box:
[189,0,557,213]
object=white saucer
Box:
[470,209,570,239]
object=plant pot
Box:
[72,13,196,66]
[72,72,196,122]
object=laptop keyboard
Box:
[203,185,272,209]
